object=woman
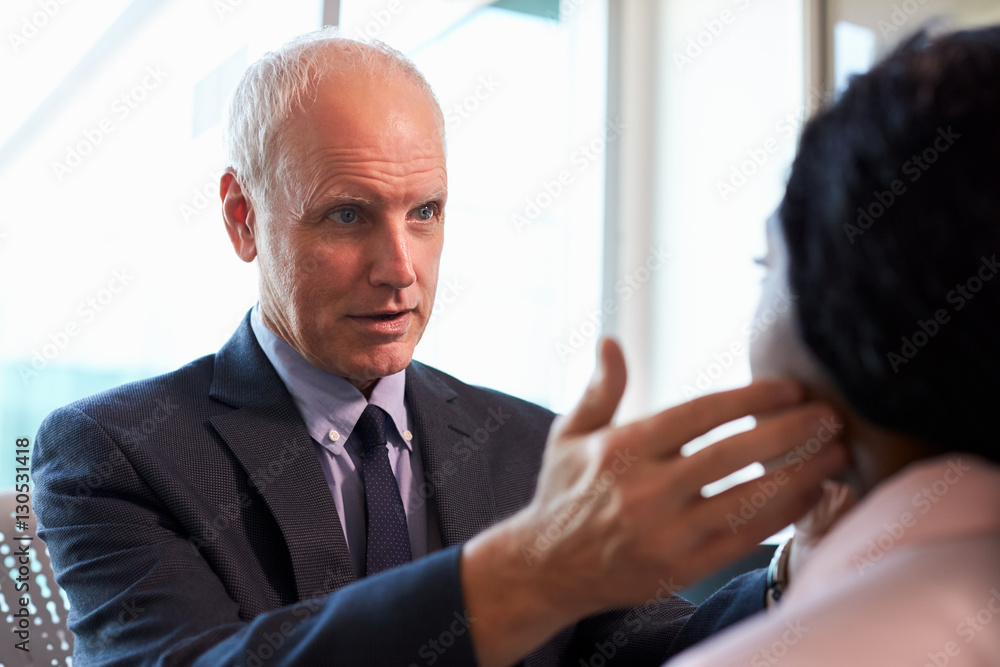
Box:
[669,26,1000,666]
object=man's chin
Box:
[321,343,416,386]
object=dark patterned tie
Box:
[354,404,412,576]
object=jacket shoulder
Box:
[408,359,556,424]
[35,354,219,449]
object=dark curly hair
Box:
[780,26,1000,462]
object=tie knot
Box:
[355,404,388,454]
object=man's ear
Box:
[221,169,258,263]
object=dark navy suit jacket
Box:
[32,313,766,666]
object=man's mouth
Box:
[357,309,412,320]
[347,309,415,335]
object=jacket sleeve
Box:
[556,570,767,665]
[664,569,768,657]
[32,406,477,667]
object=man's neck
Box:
[357,379,377,400]
[255,302,382,399]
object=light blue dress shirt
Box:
[249,303,429,578]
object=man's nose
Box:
[369,223,417,289]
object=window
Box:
[648,0,808,501]
[340,0,609,412]
[0,0,325,478]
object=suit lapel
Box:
[405,361,500,547]
[206,316,505,600]
[208,313,355,601]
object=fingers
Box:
[676,403,839,496]
[685,439,847,544]
[632,441,844,587]
[624,379,804,459]
[555,338,628,438]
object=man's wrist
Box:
[459,516,580,667]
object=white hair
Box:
[224,26,444,207]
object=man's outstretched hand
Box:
[461,339,847,667]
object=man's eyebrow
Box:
[420,187,448,203]
[318,188,448,206]
[321,191,378,206]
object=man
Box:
[32,29,845,666]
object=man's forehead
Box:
[282,70,444,157]
[292,138,446,169]
[310,57,440,122]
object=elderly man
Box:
[32,29,845,666]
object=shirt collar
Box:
[249,303,410,455]
[789,454,1000,605]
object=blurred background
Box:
[2,0,999,498]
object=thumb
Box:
[557,337,628,437]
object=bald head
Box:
[225,27,445,210]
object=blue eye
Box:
[414,205,436,221]
[329,208,358,224]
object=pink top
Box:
[667,454,1000,667]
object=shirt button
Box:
[402,430,413,442]
[329,429,340,442]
